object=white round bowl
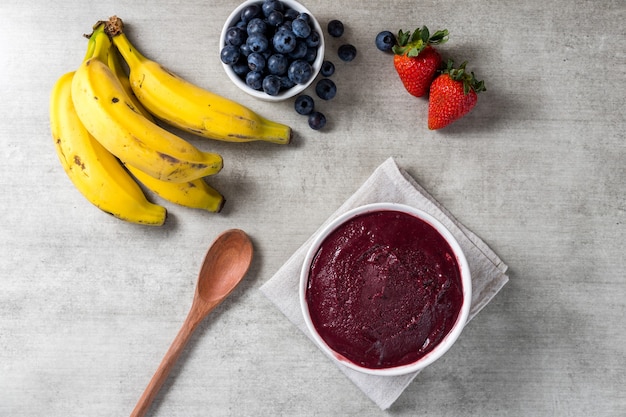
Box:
[299,203,472,376]
[219,0,325,101]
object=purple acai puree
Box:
[306,210,464,369]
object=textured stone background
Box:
[1,0,624,416]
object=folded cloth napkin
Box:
[260,157,509,410]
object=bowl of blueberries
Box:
[220,0,325,101]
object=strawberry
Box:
[428,60,486,130]
[392,26,448,97]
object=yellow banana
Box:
[107,44,155,121]
[71,25,223,183]
[105,16,292,145]
[104,41,225,213]
[50,69,167,226]
[127,165,225,212]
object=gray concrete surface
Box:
[1,0,624,416]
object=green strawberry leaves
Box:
[441,59,486,95]
[392,26,449,57]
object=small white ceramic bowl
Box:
[220,0,325,101]
[299,203,472,376]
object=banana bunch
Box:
[50,18,292,225]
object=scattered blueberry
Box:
[327,19,344,38]
[308,111,327,130]
[220,45,240,65]
[315,78,337,100]
[287,59,312,84]
[375,31,396,52]
[320,60,335,77]
[294,94,315,115]
[262,74,282,96]
[338,44,357,62]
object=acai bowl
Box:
[299,203,472,376]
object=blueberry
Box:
[338,44,357,62]
[262,75,282,96]
[292,18,311,38]
[241,4,261,24]
[280,20,293,31]
[315,78,337,100]
[284,8,299,20]
[232,60,249,76]
[327,19,344,38]
[247,18,267,36]
[288,40,308,59]
[305,30,321,48]
[267,53,289,75]
[280,75,296,89]
[304,47,318,63]
[287,59,313,84]
[239,42,252,57]
[220,45,240,65]
[375,31,396,52]
[262,0,284,17]
[273,29,297,53]
[247,52,266,72]
[246,70,263,90]
[225,26,246,46]
[247,33,269,53]
[294,94,314,115]
[320,60,335,77]
[266,10,284,26]
[308,111,326,130]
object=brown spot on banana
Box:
[73,155,86,170]
[157,152,182,164]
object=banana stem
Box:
[104,16,144,69]
[90,24,111,63]
[83,32,97,62]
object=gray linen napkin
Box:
[259,157,509,410]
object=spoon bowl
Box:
[130,229,253,417]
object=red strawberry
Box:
[392,26,448,97]
[428,60,486,130]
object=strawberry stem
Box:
[392,26,449,57]
[441,59,486,95]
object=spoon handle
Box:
[130,306,206,417]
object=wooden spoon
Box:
[130,229,253,417]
